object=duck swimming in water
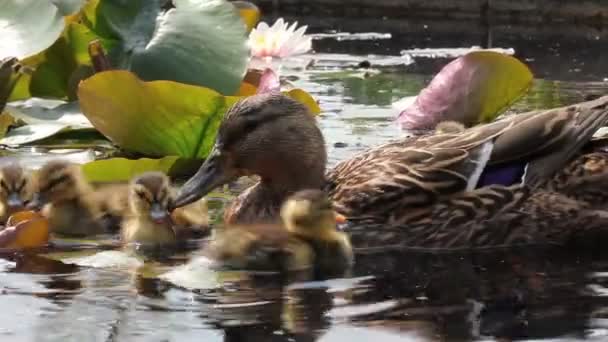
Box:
[203,189,352,276]
[172,93,608,250]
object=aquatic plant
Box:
[248,18,312,60]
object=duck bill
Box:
[173,147,232,209]
[6,192,24,210]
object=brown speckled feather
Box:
[326,96,608,225]
[346,186,608,251]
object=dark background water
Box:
[2,14,608,342]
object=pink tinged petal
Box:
[257,68,281,93]
[294,26,308,37]
[287,21,299,34]
[396,56,476,130]
[256,22,270,31]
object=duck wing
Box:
[325,130,504,222]
[326,96,608,222]
[346,185,608,251]
[486,95,608,187]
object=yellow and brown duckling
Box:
[29,160,108,237]
[203,190,352,277]
[121,172,208,247]
[0,165,32,223]
[434,120,466,134]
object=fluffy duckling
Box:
[204,190,352,277]
[121,172,208,247]
[0,165,32,223]
[435,120,466,134]
[29,160,107,236]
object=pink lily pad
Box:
[396,51,533,130]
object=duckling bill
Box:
[203,189,352,278]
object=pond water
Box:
[2,16,608,342]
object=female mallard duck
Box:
[172,93,608,249]
[203,189,352,276]
[0,165,31,223]
[121,172,208,247]
[29,160,109,236]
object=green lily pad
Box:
[78,70,240,158]
[1,98,93,145]
[397,51,533,130]
[4,98,91,127]
[50,0,87,16]
[82,156,181,183]
[0,1,65,60]
[83,0,249,95]
[24,22,106,100]
[0,58,21,112]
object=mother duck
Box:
[172,93,608,250]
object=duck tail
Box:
[524,95,608,188]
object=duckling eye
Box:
[135,191,148,201]
[42,174,70,192]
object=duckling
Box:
[29,160,107,236]
[121,172,208,247]
[435,120,466,134]
[203,189,352,277]
[0,165,31,223]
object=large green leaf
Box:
[82,157,180,182]
[24,22,108,100]
[50,0,87,16]
[78,70,239,158]
[1,98,93,145]
[397,51,533,130]
[83,0,249,95]
[0,1,65,60]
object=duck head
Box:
[173,92,327,208]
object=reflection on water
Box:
[2,16,608,342]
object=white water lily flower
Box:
[248,18,312,59]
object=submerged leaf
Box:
[78,70,239,158]
[396,51,533,130]
[0,1,65,60]
[83,0,249,94]
[1,99,93,145]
